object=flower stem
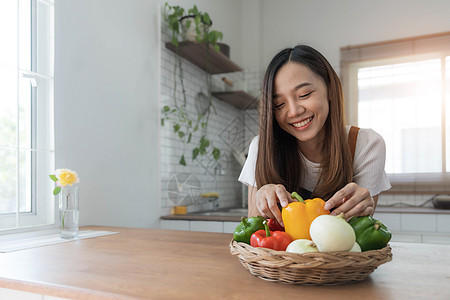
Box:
[61,192,70,229]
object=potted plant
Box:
[161,3,223,166]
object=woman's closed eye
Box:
[298,91,312,99]
[274,102,284,109]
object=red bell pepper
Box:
[250,221,292,251]
[267,218,285,231]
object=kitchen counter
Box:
[0,226,449,299]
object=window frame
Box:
[0,0,55,233]
[340,32,450,191]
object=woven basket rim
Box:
[230,239,392,258]
[229,239,392,271]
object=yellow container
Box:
[171,206,187,215]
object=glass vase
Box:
[58,185,79,239]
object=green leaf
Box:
[212,147,220,160]
[161,118,165,126]
[179,155,186,166]
[53,186,61,195]
[213,44,220,52]
[178,131,185,139]
[199,137,210,149]
[203,13,211,25]
[49,174,58,182]
[163,105,170,112]
[193,125,199,132]
[173,124,180,133]
[201,122,207,129]
[194,15,201,25]
[192,148,200,160]
[187,132,192,143]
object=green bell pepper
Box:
[349,216,392,252]
[233,216,266,244]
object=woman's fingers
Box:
[255,184,290,226]
[275,185,291,207]
[324,183,356,211]
[325,183,374,218]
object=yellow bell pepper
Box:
[282,192,330,240]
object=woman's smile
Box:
[291,116,313,129]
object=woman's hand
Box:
[251,184,292,226]
[324,182,378,219]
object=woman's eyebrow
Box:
[273,82,312,99]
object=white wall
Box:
[55,0,161,228]
[258,0,450,73]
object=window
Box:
[0,0,54,232]
[341,32,450,187]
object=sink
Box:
[191,208,248,217]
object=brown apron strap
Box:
[348,126,360,161]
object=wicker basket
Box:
[229,240,392,285]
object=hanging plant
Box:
[161,3,223,166]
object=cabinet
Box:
[165,42,258,109]
[160,219,241,234]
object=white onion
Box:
[309,213,356,252]
[286,239,318,254]
[349,242,362,252]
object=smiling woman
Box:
[0,0,55,232]
[238,45,391,226]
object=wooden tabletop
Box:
[0,226,449,299]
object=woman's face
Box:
[273,62,329,147]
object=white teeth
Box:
[292,117,312,128]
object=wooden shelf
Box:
[165,42,242,74]
[212,90,259,109]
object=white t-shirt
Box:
[238,126,391,196]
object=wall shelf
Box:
[212,90,258,110]
[165,42,242,74]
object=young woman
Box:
[238,45,391,227]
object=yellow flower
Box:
[55,169,80,187]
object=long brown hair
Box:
[255,45,353,200]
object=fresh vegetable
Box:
[309,213,356,252]
[282,192,330,240]
[233,216,265,245]
[286,239,318,254]
[349,216,392,251]
[349,242,362,252]
[267,218,284,231]
[250,221,292,251]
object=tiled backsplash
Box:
[160,29,261,215]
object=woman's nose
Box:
[286,99,304,118]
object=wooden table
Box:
[0,226,449,299]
